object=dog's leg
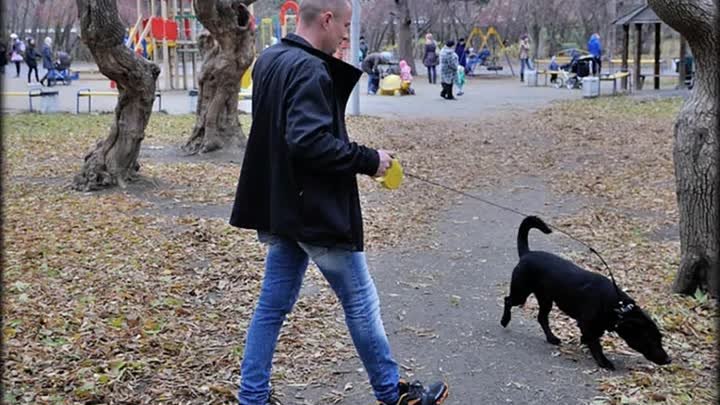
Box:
[501,265,531,328]
[581,332,615,370]
[537,298,561,345]
[501,296,513,327]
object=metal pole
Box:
[349,0,360,116]
[653,23,660,90]
[161,0,171,90]
[634,23,642,91]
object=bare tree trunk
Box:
[72,0,160,191]
[373,24,389,53]
[20,0,31,37]
[648,0,719,296]
[530,23,541,59]
[395,0,415,74]
[183,0,255,155]
[62,21,74,51]
[389,14,396,46]
[8,2,19,34]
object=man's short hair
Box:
[299,0,350,24]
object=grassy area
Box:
[3,114,251,179]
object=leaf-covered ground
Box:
[3,97,716,405]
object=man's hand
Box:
[374,149,394,177]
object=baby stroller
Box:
[46,51,73,86]
[558,54,594,89]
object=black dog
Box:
[500,216,672,370]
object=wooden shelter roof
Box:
[612,4,662,25]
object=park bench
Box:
[3,88,60,113]
[76,88,163,114]
[599,71,632,95]
[636,73,681,90]
[3,89,44,112]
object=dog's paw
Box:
[547,336,561,345]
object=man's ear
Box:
[322,11,333,27]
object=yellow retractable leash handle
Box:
[375,159,404,190]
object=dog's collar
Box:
[609,301,635,331]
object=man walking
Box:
[230,0,450,404]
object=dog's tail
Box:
[518,216,552,257]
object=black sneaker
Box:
[240,388,283,405]
[379,379,449,405]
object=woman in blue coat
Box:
[39,37,54,86]
[587,33,602,75]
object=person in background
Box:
[478,45,491,65]
[39,37,54,86]
[439,40,459,100]
[24,38,40,85]
[361,51,387,95]
[455,65,466,96]
[518,34,532,82]
[0,39,7,75]
[10,33,25,78]
[333,36,350,61]
[359,35,369,62]
[399,59,415,95]
[422,33,439,84]
[455,37,467,68]
[587,33,602,75]
[548,55,559,84]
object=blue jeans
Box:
[520,58,533,78]
[238,235,399,405]
[368,72,380,94]
[426,65,436,84]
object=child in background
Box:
[455,65,466,96]
[399,59,415,95]
[548,55,559,84]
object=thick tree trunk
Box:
[648,0,719,296]
[395,0,415,74]
[183,0,255,155]
[530,24,541,60]
[72,0,160,191]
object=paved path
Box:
[2,63,590,118]
[290,177,607,404]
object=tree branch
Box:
[648,0,716,42]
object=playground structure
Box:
[120,0,300,94]
[466,26,515,76]
[258,1,299,49]
[126,0,201,90]
[247,1,299,96]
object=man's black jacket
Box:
[230,34,380,251]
